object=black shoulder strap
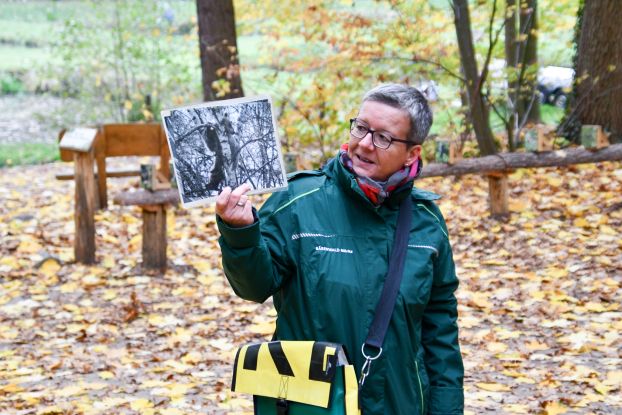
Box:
[364,195,412,349]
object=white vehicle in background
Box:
[537,66,574,108]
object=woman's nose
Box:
[359,131,375,150]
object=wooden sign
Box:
[449,142,462,164]
[140,164,171,191]
[524,125,553,152]
[436,140,461,164]
[59,128,98,153]
[538,128,554,152]
[435,140,450,163]
[524,129,538,152]
[581,125,609,149]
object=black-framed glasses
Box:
[349,118,412,150]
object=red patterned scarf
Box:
[339,143,422,205]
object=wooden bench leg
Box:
[74,151,97,264]
[142,205,167,272]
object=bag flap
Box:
[232,341,347,408]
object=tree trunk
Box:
[196,0,244,101]
[452,0,497,156]
[518,0,540,124]
[575,0,622,143]
[505,0,518,150]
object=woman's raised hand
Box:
[215,183,254,228]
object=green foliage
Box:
[236,0,452,163]
[0,0,583,167]
[0,142,59,167]
[46,0,201,123]
[1,73,24,94]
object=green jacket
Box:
[218,156,464,415]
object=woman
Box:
[216,84,464,414]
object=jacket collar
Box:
[323,155,440,210]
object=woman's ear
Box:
[405,145,422,166]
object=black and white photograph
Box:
[161,95,288,208]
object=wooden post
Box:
[73,149,97,264]
[142,205,167,272]
[113,189,179,273]
[94,129,107,209]
[537,125,554,152]
[449,142,462,164]
[487,172,509,218]
[59,128,98,264]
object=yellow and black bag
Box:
[232,341,360,414]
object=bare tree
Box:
[518,0,539,124]
[452,0,498,156]
[501,0,539,150]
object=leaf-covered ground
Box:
[1,160,620,414]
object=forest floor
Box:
[0,160,621,414]
[0,95,67,144]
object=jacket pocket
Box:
[400,244,435,316]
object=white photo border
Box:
[161,94,288,208]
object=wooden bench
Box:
[113,189,179,272]
[58,123,170,209]
[58,124,171,264]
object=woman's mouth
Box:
[356,154,375,164]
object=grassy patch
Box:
[0,20,55,46]
[540,104,565,126]
[0,142,59,167]
[0,1,87,23]
[0,45,50,72]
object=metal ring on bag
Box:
[361,344,383,360]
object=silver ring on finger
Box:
[236,201,245,207]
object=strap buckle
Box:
[359,344,383,387]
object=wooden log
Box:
[142,205,167,272]
[420,143,622,178]
[113,189,179,206]
[73,150,97,264]
[55,168,141,181]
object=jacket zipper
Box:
[414,360,424,415]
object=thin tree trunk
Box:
[519,0,540,124]
[196,0,244,101]
[505,0,518,150]
[452,0,497,156]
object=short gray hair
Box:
[362,83,433,145]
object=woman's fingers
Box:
[228,183,251,208]
[215,186,233,217]
[215,183,254,227]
